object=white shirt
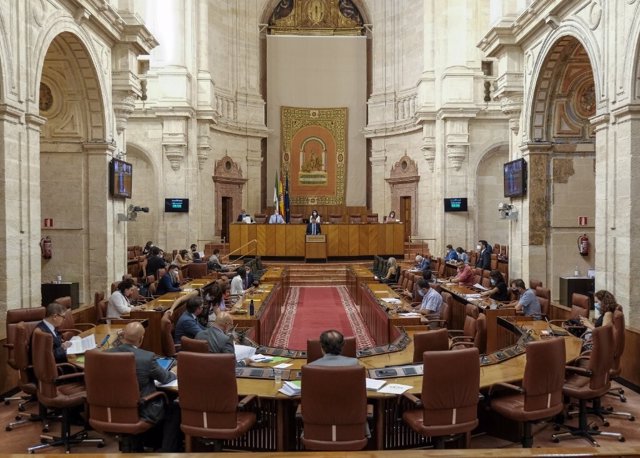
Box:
[230,275,244,295]
[107,290,132,318]
[309,215,321,223]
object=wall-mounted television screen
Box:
[109,158,132,199]
[165,198,189,213]
[503,158,527,198]
[444,198,468,212]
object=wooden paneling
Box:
[622,325,640,387]
[290,225,306,256]
[275,226,287,256]
[348,225,360,256]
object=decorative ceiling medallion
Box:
[575,82,596,118]
[39,82,53,112]
[589,1,602,30]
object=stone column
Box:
[369,145,387,216]
[246,143,263,215]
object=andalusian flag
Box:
[273,171,279,210]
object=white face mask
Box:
[476,244,482,250]
[490,279,496,286]
[418,289,426,297]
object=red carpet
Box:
[270,286,374,350]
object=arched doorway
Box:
[527,36,596,298]
[39,31,108,305]
[213,156,247,242]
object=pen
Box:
[99,334,110,348]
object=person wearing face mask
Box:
[579,290,621,351]
[157,263,182,295]
[195,311,251,366]
[455,247,469,264]
[449,260,474,286]
[444,244,458,262]
[509,279,541,317]
[475,239,492,270]
[480,270,509,301]
[413,279,443,325]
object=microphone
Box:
[543,316,555,337]
[98,334,111,348]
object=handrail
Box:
[223,239,257,264]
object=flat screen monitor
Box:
[109,158,132,199]
[444,198,468,212]
[164,198,189,213]
[503,158,527,198]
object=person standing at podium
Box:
[269,209,285,224]
[306,209,321,235]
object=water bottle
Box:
[574,265,579,277]
[249,299,255,316]
[56,273,62,284]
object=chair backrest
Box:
[14,322,38,392]
[421,347,479,431]
[160,310,176,357]
[366,214,378,223]
[85,350,145,431]
[178,352,240,430]
[254,213,267,224]
[522,337,566,412]
[307,337,357,364]
[465,303,479,319]
[474,314,487,354]
[301,365,368,451]
[481,277,491,289]
[535,287,551,317]
[181,336,209,353]
[438,292,453,328]
[6,307,46,369]
[31,328,63,402]
[55,296,72,309]
[96,299,109,323]
[186,262,208,279]
[290,213,304,224]
[571,293,590,312]
[329,214,343,224]
[570,305,589,319]
[611,310,625,376]
[588,325,614,391]
[412,328,448,363]
[529,279,543,290]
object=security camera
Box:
[498,202,506,210]
[133,206,149,213]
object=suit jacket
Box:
[157,273,181,295]
[195,326,235,355]
[476,248,492,270]
[306,222,321,235]
[308,354,359,367]
[33,320,67,364]
[174,312,205,344]
[107,344,176,423]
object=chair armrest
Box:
[489,382,524,396]
[295,403,302,420]
[450,335,473,343]
[238,394,258,411]
[420,318,447,327]
[59,328,83,336]
[447,330,465,336]
[565,365,592,377]
[402,392,422,408]
[450,341,475,350]
[140,391,168,405]
[56,363,81,375]
[3,343,14,350]
[55,371,85,385]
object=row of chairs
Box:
[254,213,381,224]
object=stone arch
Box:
[625,2,640,100]
[259,0,371,25]
[524,26,602,143]
[213,156,247,241]
[475,143,510,247]
[386,155,419,237]
[0,14,13,101]
[31,15,109,138]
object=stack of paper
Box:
[235,344,257,360]
[66,335,97,355]
[473,283,488,291]
[377,383,412,395]
[381,298,402,304]
[278,380,301,397]
[250,354,272,363]
[365,378,386,391]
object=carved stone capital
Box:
[421,139,435,172]
[197,120,212,170]
[499,95,523,134]
[446,144,468,170]
[163,143,186,171]
[113,92,137,133]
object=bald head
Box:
[122,321,145,346]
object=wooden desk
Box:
[304,234,327,260]
[230,223,404,258]
[228,282,282,345]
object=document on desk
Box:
[381,298,401,304]
[365,378,386,391]
[473,283,488,291]
[377,383,412,395]
[66,335,96,355]
[235,344,257,360]
[397,312,421,317]
[250,354,272,363]
[465,293,483,299]
[155,379,178,388]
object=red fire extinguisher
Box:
[40,236,52,259]
[577,234,589,257]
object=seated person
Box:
[384,210,397,223]
[480,269,509,301]
[444,244,459,262]
[107,322,181,452]
[509,279,541,317]
[207,248,225,271]
[414,254,430,272]
[269,209,285,224]
[189,244,201,262]
[146,246,167,280]
[107,278,141,318]
[376,257,398,284]
[237,209,248,222]
[308,330,359,366]
[449,260,474,286]
[173,249,191,266]
[413,279,443,323]
[174,296,206,344]
[455,246,469,264]
[32,302,73,363]
[157,264,182,295]
[306,209,321,235]
[230,266,250,295]
[580,289,620,351]
[195,311,251,366]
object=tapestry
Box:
[280,106,347,205]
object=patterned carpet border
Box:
[269,286,375,350]
[270,287,299,348]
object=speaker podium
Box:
[305,234,327,261]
